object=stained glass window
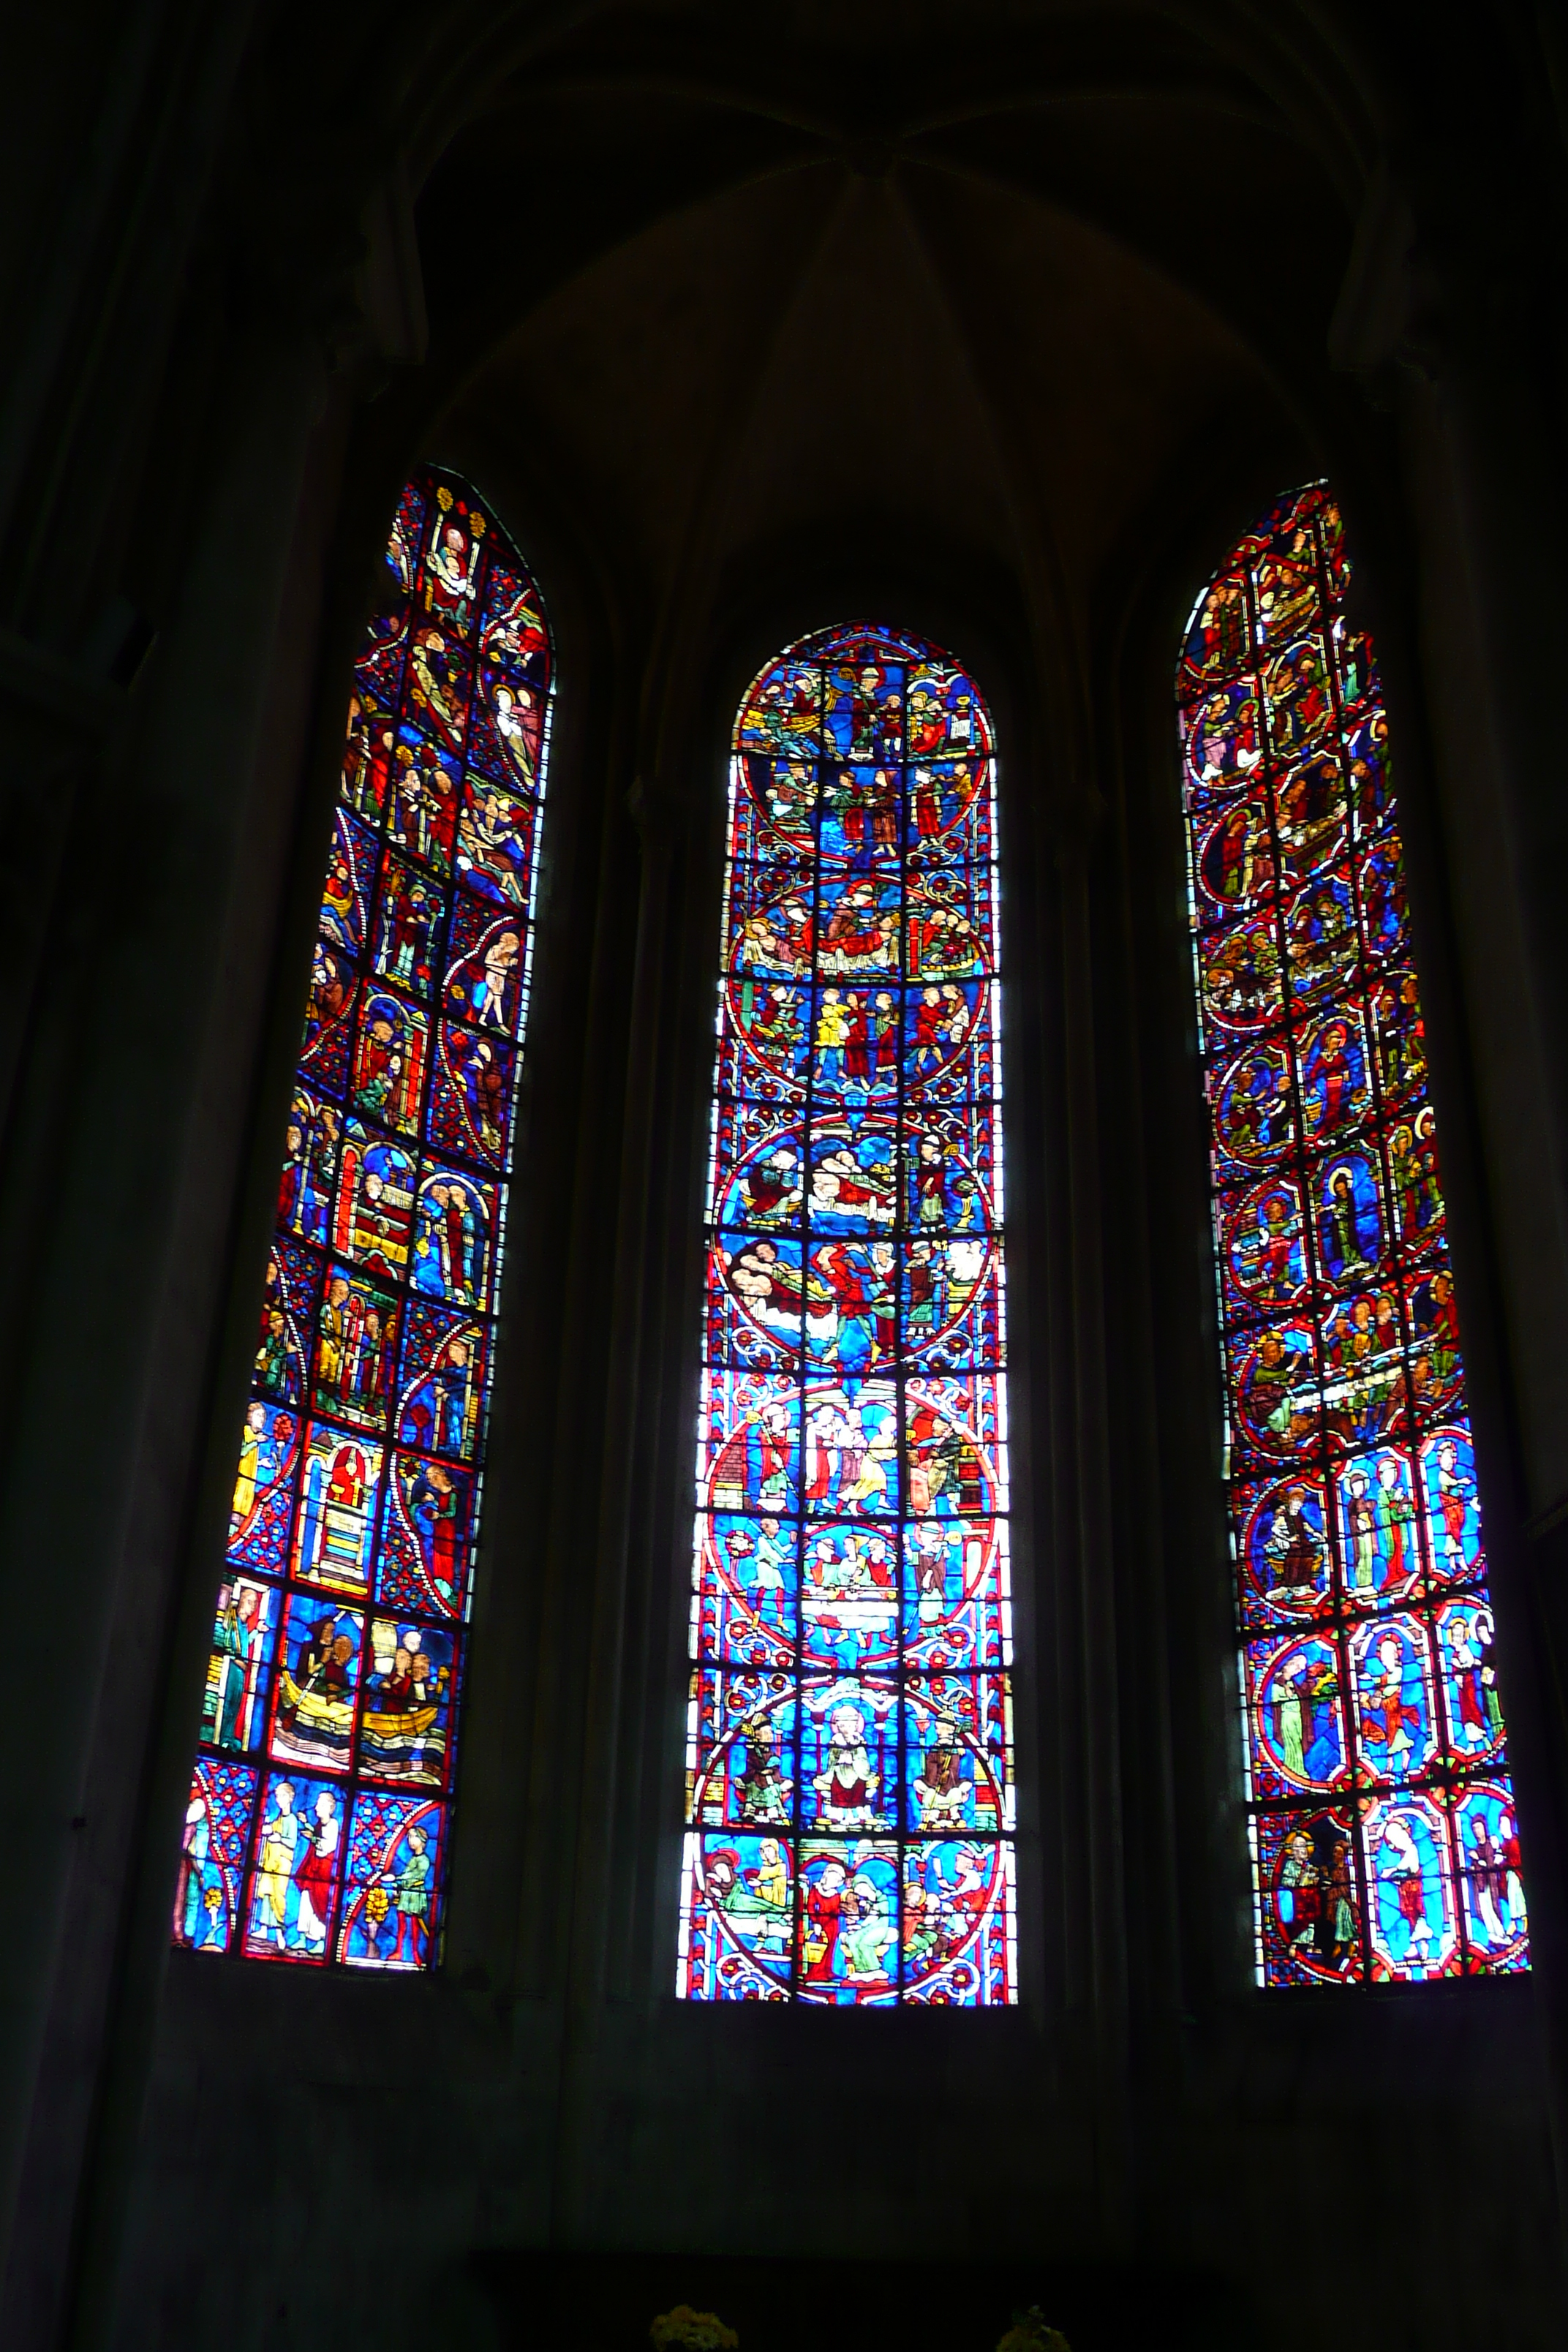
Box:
[1178,482,1528,1985]
[173,467,552,1969]
[678,622,1016,2005]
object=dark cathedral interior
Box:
[4,3,1568,2347]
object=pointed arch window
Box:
[174,467,553,1968]
[679,622,1016,2005]
[1179,482,1528,1984]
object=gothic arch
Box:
[1177,481,1526,1986]
[177,466,554,1970]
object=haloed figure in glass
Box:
[1179,481,1527,1985]
[679,622,1017,2006]
[174,468,554,1970]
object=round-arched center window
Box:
[678,622,1017,2006]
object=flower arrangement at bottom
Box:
[650,2307,739,2352]
[996,2307,1071,2352]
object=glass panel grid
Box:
[1178,483,1528,1986]
[679,623,1017,2005]
[175,470,554,1969]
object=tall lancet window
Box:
[174,467,553,1969]
[679,622,1016,2006]
[1179,482,1528,1986]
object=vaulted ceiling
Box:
[255,0,1543,683]
[324,0,1425,638]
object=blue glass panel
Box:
[1179,484,1528,1982]
[679,625,1015,2005]
[177,470,553,1967]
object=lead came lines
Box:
[1180,483,1528,1985]
[680,622,1017,2006]
[176,470,554,1970]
